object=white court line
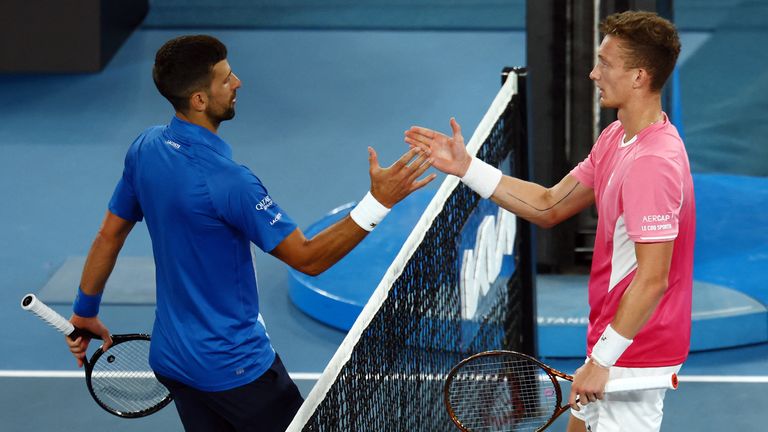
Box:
[678,375,768,383]
[0,370,323,380]
[0,370,767,383]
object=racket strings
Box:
[90,339,169,415]
[448,356,558,431]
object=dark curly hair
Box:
[152,35,228,112]
[600,11,681,92]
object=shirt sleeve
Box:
[569,151,596,188]
[211,167,298,252]
[622,155,684,242]
[108,139,144,222]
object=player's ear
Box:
[633,68,650,90]
[188,90,208,113]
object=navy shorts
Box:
[156,354,304,432]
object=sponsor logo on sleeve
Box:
[640,213,672,232]
[269,213,282,226]
[255,196,274,211]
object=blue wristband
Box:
[73,286,103,318]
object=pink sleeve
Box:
[622,156,684,242]
[570,151,595,188]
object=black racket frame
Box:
[83,333,173,418]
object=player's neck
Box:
[616,94,663,141]
[176,111,220,135]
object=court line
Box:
[677,375,768,383]
[1,370,767,383]
[0,370,323,380]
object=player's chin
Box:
[598,98,618,109]
[222,108,236,121]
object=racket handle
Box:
[604,373,678,393]
[21,294,100,340]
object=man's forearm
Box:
[611,274,668,339]
[79,230,128,295]
[488,175,593,228]
[291,216,368,276]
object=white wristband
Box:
[460,157,502,199]
[349,192,390,231]
[591,324,633,368]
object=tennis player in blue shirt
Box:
[64,35,435,431]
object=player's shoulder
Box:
[126,125,167,152]
[209,162,267,194]
[639,123,686,161]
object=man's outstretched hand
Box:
[404,118,472,178]
[368,146,436,208]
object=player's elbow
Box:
[532,209,563,229]
[641,275,669,297]
[653,279,669,295]
[535,216,558,229]
[291,253,331,276]
[297,264,327,277]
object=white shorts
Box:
[570,362,682,432]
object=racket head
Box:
[444,350,564,432]
[85,334,172,418]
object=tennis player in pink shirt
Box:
[405,11,693,432]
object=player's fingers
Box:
[394,147,422,169]
[404,136,431,153]
[65,335,80,349]
[449,117,463,139]
[407,156,433,181]
[405,128,445,148]
[568,390,578,410]
[406,126,436,140]
[368,146,381,172]
[403,130,429,146]
[101,333,113,352]
[410,173,437,192]
[67,336,87,353]
[580,392,594,405]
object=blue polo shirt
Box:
[109,116,297,391]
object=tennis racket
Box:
[21,293,172,418]
[444,350,678,432]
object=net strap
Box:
[286,74,519,431]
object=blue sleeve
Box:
[210,166,297,252]
[108,137,144,222]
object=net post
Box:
[502,67,538,357]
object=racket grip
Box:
[21,294,100,340]
[604,373,678,393]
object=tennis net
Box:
[288,67,534,431]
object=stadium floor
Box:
[1,28,766,431]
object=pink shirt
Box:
[570,113,695,367]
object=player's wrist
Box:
[590,324,633,368]
[350,191,390,232]
[589,357,611,369]
[73,286,103,318]
[460,157,502,199]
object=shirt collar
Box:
[168,116,233,159]
[619,111,668,148]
